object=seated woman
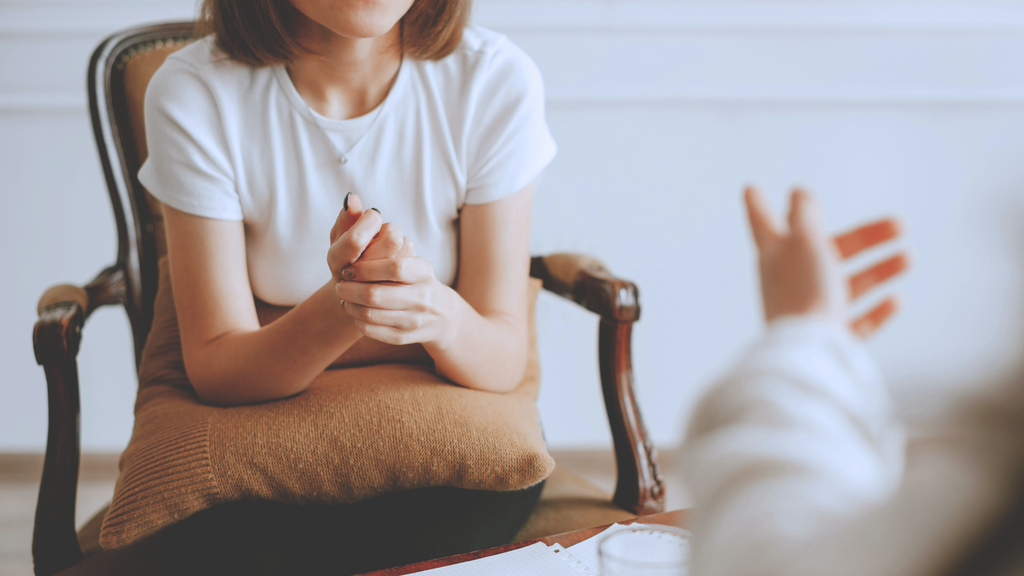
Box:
[137,0,555,572]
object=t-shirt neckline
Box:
[272,58,407,153]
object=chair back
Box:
[88,22,195,366]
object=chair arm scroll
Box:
[34,303,85,367]
[529,254,640,323]
[36,264,126,319]
[31,264,124,576]
[34,265,125,364]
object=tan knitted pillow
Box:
[99,258,553,550]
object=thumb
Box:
[330,192,364,244]
[744,186,781,250]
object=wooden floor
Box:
[0,450,688,576]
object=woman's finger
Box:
[360,221,404,262]
[329,192,364,244]
[849,253,909,300]
[343,301,418,330]
[850,297,899,339]
[834,219,901,260]
[350,319,415,346]
[327,208,383,277]
[744,186,781,250]
[335,280,416,310]
[340,257,432,284]
[396,237,415,258]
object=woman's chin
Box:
[339,22,398,40]
[321,15,401,40]
[291,0,409,42]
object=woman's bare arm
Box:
[428,184,534,392]
[164,198,397,405]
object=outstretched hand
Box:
[745,186,908,338]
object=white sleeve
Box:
[463,40,557,205]
[683,317,905,576]
[137,59,242,221]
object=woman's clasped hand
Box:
[327,193,457,349]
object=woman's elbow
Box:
[500,355,530,393]
[480,349,530,394]
[186,365,235,406]
[182,353,248,406]
[490,378,522,394]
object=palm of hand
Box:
[746,187,908,338]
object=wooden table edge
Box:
[356,509,688,575]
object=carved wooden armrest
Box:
[530,254,663,516]
[32,265,124,576]
[529,254,639,323]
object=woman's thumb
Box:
[330,192,364,244]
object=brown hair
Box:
[196,0,470,67]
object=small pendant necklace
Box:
[286,57,403,168]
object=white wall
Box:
[3,0,1024,453]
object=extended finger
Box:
[340,257,432,284]
[344,302,418,330]
[850,297,898,339]
[360,221,404,262]
[849,253,909,300]
[834,219,901,260]
[744,186,781,249]
[789,188,826,239]
[335,280,416,310]
[329,192,364,244]
[327,208,383,277]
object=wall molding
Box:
[3,1,1024,112]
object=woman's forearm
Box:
[423,286,529,394]
[186,281,362,405]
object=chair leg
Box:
[598,319,665,516]
[33,359,84,576]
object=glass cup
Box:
[598,525,690,575]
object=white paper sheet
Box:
[549,543,597,575]
[407,522,686,575]
[565,523,654,574]
[410,542,589,576]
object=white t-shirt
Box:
[138,25,557,306]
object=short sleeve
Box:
[137,59,242,221]
[464,41,557,205]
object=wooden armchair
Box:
[31,22,664,576]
